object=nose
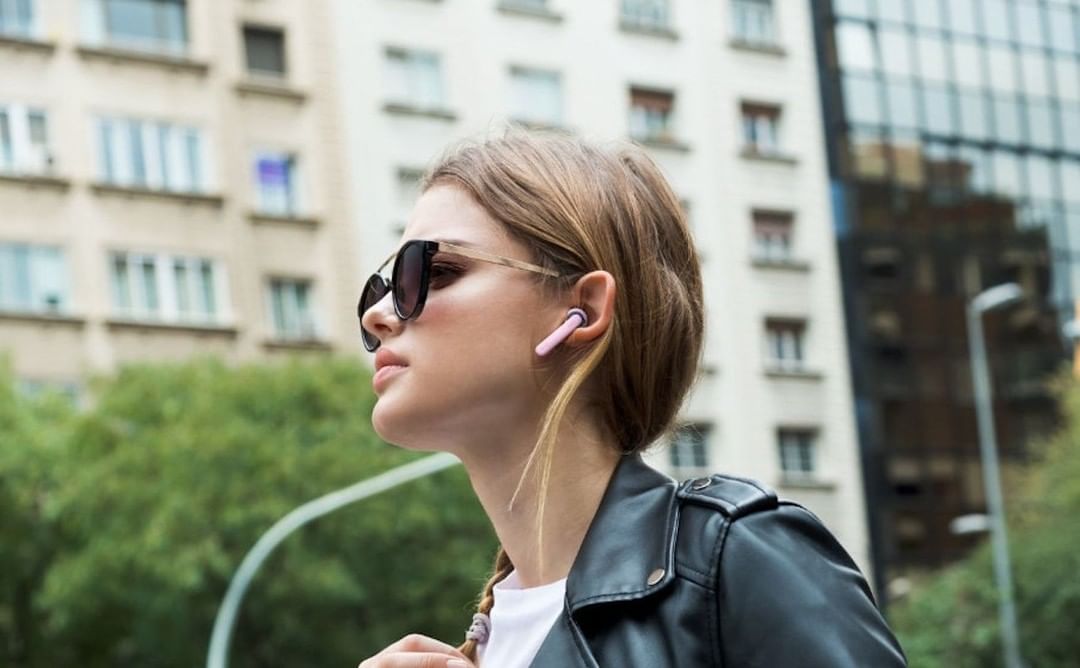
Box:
[360,289,403,347]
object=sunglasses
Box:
[358,239,564,352]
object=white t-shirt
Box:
[476,568,567,668]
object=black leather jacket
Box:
[529,452,907,667]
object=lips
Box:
[374,348,408,371]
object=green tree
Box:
[892,372,1080,667]
[4,357,498,667]
[0,359,74,666]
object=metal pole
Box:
[966,303,1024,668]
[206,451,461,668]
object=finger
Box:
[371,634,470,661]
[361,651,471,668]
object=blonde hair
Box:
[420,130,704,662]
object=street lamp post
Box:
[967,283,1024,668]
[206,451,462,668]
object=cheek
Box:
[373,287,547,436]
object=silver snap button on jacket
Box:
[647,568,665,586]
[690,477,711,490]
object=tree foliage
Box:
[891,373,1080,667]
[0,357,498,667]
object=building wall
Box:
[812,0,1076,599]
[0,0,361,389]
[330,0,871,575]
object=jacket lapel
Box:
[531,453,680,667]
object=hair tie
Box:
[465,612,491,644]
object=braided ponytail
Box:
[457,546,514,662]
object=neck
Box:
[454,411,622,589]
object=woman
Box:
[356,131,906,667]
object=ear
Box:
[565,270,616,346]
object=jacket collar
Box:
[564,451,680,612]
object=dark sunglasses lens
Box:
[359,275,389,350]
[393,242,426,318]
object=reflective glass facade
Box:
[813,0,1078,599]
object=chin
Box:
[371,400,442,454]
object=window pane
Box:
[951,39,983,89]
[983,0,1013,42]
[992,151,1023,199]
[836,22,876,71]
[255,152,297,215]
[986,45,1018,94]
[105,0,187,53]
[879,27,915,78]
[911,0,943,30]
[731,0,775,45]
[1055,59,1079,102]
[916,33,949,82]
[244,26,286,76]
[1048,5,1075,53]
[111,255,130,311]
[1015,2,1044,48]
[886,80,918,128]
[622,0,670,28]
[1020,52,1050,97]
[833,0,870,20]
[922,84,953,135]
[140,258,158,312]
[199,260,215,316]
[946,0,978,34]
[1026,99,1055,150]
[1061,104,1080,153]
[509,68,562,126]
[843,74,882,125]
[957,91,989,140]
[0,109,11,170]
[993,96,1022,144]
[128,120,146,186]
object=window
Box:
[268,278,317,340]
[621,0,670,30]
[731,0,775,46]
[384,47,445,110]
[243,25,286,78]
[254,151,298,216]
[396,167,423,208]
[0,105,51,175]
[778,428,817,478]
[97,117,205,193]
[669,423,711,475]
[84,0,189,55]
[110,251,224,324]
[0,0,34,38]
[741,102,782,155]
[509,67,562,127]
[629,87,675,142]
[503,0,549,9]
[752,210,794,262]
[0,243,69,315]
[764,319,806,370]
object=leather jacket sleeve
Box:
[716,503,908,667]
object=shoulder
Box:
[672,472,853,578]
[672,473,907,666]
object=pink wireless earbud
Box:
[535,308,589,357]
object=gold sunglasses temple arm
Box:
[440,243,562,277]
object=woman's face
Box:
[361,184,560,453]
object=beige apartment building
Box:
[328,0,873,574]
[0,0,361,396]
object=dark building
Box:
[811,0,1079,601]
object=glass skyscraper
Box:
[812,0,1079,600]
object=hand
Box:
[357,633,477,668]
